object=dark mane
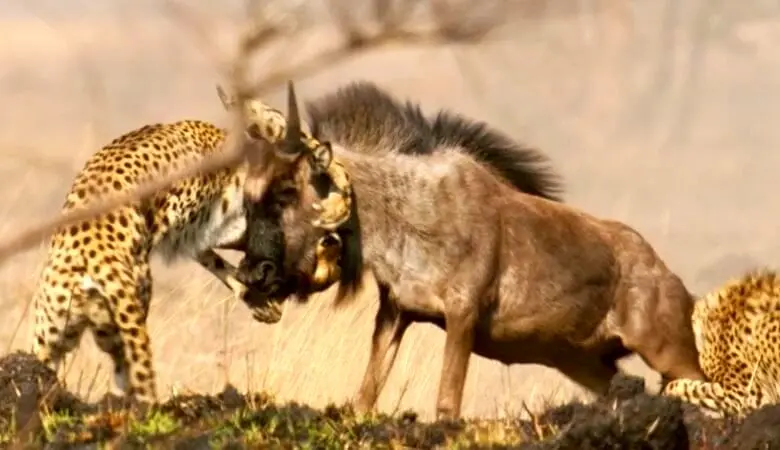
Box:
[305,81,434,155]
[427,111,563,202]
[305,80,564,202]
[333,191,363,304]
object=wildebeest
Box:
[235,81,707,420]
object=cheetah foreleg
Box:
[195,250,284,323]
[195,249,246,296]
[662,378,744,418]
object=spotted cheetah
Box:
[663,269,780,417]
[32,88,350,404]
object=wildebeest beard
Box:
[236,196,315,306]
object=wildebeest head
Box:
[217,82,361,312]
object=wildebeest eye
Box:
[276,186,299,204]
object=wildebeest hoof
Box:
[350,400,376,420]
[435,407,460,422]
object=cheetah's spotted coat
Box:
[31,119,264,403]
[663,269,780,417]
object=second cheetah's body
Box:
[663,269,780,417]
[32,120,255,403]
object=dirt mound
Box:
[724,405,780,450]
[0,351,85,443]
[530,377,687,450]
[1,352,779,449]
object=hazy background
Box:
[1,0,778,420]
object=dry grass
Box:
[1,0,780,430]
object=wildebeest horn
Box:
[226,79,353,230]
[276,81,303,161]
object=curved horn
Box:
[276,81,304,160]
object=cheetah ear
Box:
[215,84,235,110]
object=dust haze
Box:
[1,0,778,420]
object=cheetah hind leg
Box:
[83,271,158,406]
[33,309,89,378]
[662,378,744,418]
[91,327,152,415]
[80,277,132,399]
[91,324,131,396]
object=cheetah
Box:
[32,88,350,404]
[663,269,780,417]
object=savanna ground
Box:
[1,0,780,447]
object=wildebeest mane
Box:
[305,81,434,155]
[427,111,563,202]
[305,80,563,202]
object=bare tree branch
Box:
[0,0,503,267]
[373,0,421,33]
[0,144,246,264]
[248,0,507,96]
[249,27,463,96]
[429,0,508,41]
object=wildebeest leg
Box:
[555,354,619,397]
[435,306,477,420]
[354,283,411,414]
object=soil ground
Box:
[2,351,780,449]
